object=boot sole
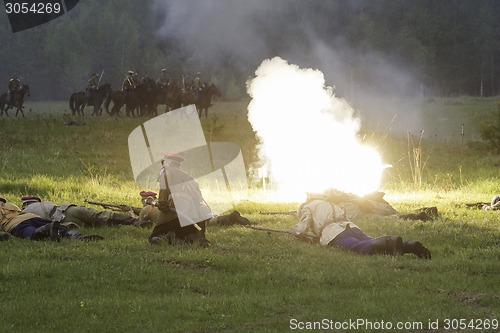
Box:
[50,221,61,242]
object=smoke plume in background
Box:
[153,0,424,135]
[152,1,443,198]
[247,57,385,200]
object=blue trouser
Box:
[10,218,71,239]
[329,227,374,254]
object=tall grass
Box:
[1,97,500,332]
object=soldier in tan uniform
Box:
[21,195,149,228]
[122,70,136,101]
[156,68,170,89]
[193,72,205,92]
[0,197,10,240]
[138,182,250,240]
[290,193,431,259]
[1,198,103,242]
[86,73,100,104]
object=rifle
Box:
[244,225,317,243]
[97,69,104,85]
[84,200,142,215]
[465,202,490,209]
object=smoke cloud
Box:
[247,57,386,200]
[153,0,424,134]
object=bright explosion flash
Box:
[247,57,386,201]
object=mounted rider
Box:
[86,73,100,104]
[132,70,141,87]
[156,68,170,89]
[6,74,21,109]
[183,74,194,92]
[122,70,136,102]
[193,72,205,92]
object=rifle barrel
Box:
[245,225,293,234]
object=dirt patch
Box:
[449,291,484,308]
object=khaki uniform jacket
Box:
[0,202,39,232]
[23,202,74,222]
[295,194,360,246]
[8,78,20,91]
[122,77,135,91]
[139,205,161,223]
[87,77,98,90]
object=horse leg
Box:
[16,107,25,118]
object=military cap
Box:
[0,197,6,203]
[21,195,41,205]
[140,191,157,198]
[163,151,184,163]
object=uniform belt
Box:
[49,206,58,218]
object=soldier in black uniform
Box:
[122,70,136,101]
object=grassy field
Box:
[1,97,500,333]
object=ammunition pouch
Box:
[51,203,76,222]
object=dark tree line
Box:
[0,0,498,101]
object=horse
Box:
[156,78,183,113]
[69,83,112,116]
[136,78,159,117]
[0,84,30,117]
[196,83,221,118]
[180,83,221,118]
[108,90,140,117]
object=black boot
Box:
[216,211,251,226]
[0,231,10,241]
[64,230,104,241]
[149,231,177,245]
[216,214,232,226]
[370,236,403,256]
[32,221,60,242]
[184,232,211,247]
[229,211,250,225]
[398,212,433,221]
[403,240,431,259]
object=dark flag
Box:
[4,0,79,33]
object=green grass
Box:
[1,98,500,332]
